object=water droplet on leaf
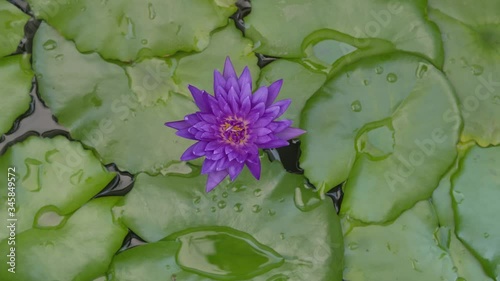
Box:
[494,96,500,105]
[218,200,226,209]
[294,186,322,212]
[386,73,398,83]
[471,64,484,76]
[416,63,428,78]
[252,205,262,213]
[148,3,156,20]
[351,100,362,112]
[348,242,359,250]
[233,203,243,212]
[43,40,57,50]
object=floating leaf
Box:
[115,158,343,280]
[452,145,500,279]
[0,55,32,136]
[300,53,460,223]
[0,1,30,57]
[0,197,128,280]
[429,2,500,146]
[344,201,457,281]
[27,0,237,61]
[0,136,115,241]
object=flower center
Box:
[219,117,249,145]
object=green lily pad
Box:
[0,136,115,241]
[245,0,442,64]
[33,22,259,174]
[27,0,237,61]
[430,144,494,281]
[125,26,259,106]
[452,145,500,279]
[0,197,128,280]
[0,54,32,136]
[257,59,326,125]
[300,53,460,223]
[0,1,30,58]
[114,158,343,280]
[343,201,457,281]
[429,3,500,146]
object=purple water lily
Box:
[165,57,305,192]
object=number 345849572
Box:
[7,167,16,211]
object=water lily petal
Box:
[214,70,226,92]
[245,154,261,180]
[228,162,245,181]
[254,127,272,136]
[206,140,222,151]
[227,87,240,113]
[266,79,283,106]
[206,170,228,192]
[275,127,306,140]
[238,67,252,91]
[240,96,251,117]
[223,57,237,80]
[226,76,240,93]
[201,159,217,174]
[252,86,268,105]
[258,139,289,149]
[176,129,197,140]
[193,141,208,156]
[272,99,292,119]
[180,142,203,161]
[216,157,229,171]
[188,85,210,112]
[164,120,190,130]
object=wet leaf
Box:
[429,1,500,146]
[27,0,237,61]
[114,158,343,280]
[0,197,128,280]
[0,136,115,241]
[344,201,456,281]
[452,145,500,279]
[245,0,442,64]
[0,55,32,135]
[300,53,460,223]
[33,22,258,174]
[0,1,30,57]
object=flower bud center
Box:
[219,117,248,145]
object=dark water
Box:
[1,0,345,268]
